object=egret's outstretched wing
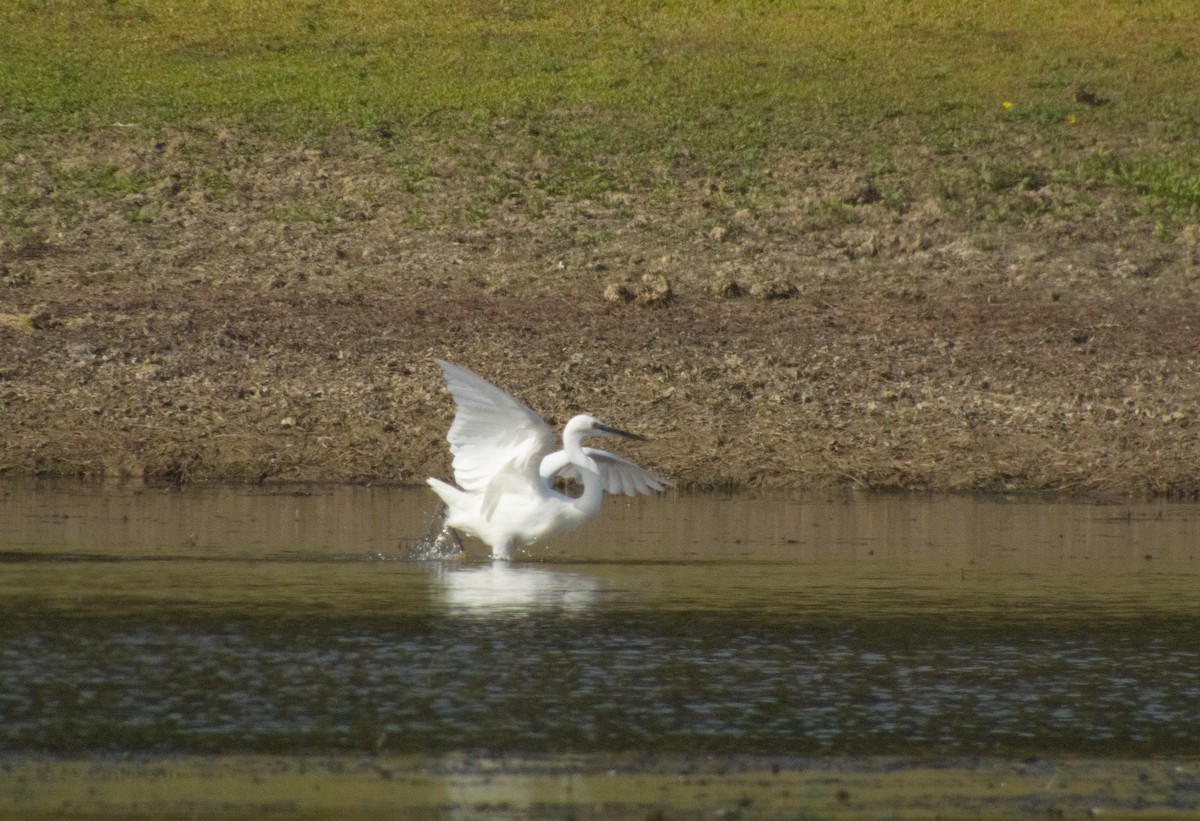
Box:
[541,448,670,497]
[435,360,556,494]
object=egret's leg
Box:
[491,540,512,561]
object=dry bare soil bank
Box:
[3,126,1199,495]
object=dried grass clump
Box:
[604,274,673,307]
[749,280,799,300]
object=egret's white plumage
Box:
[427,360,668,559]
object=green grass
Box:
[1061,151,1200,216]
[1,0,1198,212]
[4,1,1198,138]
[0,157,157,229]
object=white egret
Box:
[426,359,669,560]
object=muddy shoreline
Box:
[3,129,1199,496]
[5,753,1198,820]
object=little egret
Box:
[427,359,669,560]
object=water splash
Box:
[404,506,466,561]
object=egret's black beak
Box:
[597,423,647,442]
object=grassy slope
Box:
[2,0,1199,209]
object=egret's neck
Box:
[562,416,590,464]
[562,416,605,519]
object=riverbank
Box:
[5,753,1198,820]
[3,2,1199,495]
[2,126,1199,495]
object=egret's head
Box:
[568,414,647,442]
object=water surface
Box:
[1,480,1198,758]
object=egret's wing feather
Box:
[481,455,523,520]
[435,360,556,493]
[549,447,670,496]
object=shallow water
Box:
[1,480,1199,758]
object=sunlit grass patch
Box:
[1,0,1198,223]
[194,168,236,201]
[1061,152,1200,217]
[974,159,1050,196]
[1,157,158,229]
[3,1,1198,141]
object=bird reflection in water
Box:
[432,562,599,616]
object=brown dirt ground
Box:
[2,126,1199,495]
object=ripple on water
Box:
[2,608,1199,756]
[2,483,1199,756]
